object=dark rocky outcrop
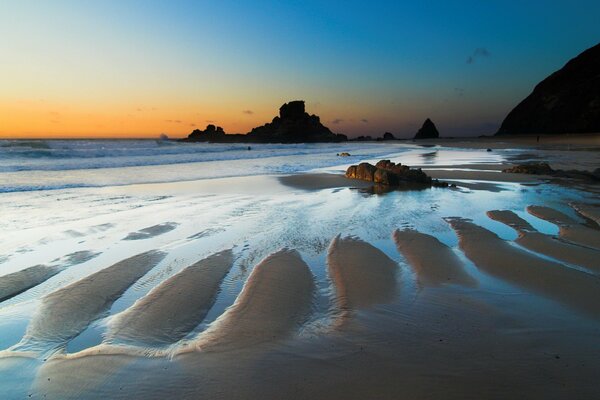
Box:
[414,119,439,139]
[502,162,554,175]
[497,42,600,135]
[346,160,449,188]
[503,162,600,182]
[246,100,347,143]
[383,132,396,140]
[181,100,347,143]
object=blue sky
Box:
[1,0,599,137]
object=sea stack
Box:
[246,100,347,143]
[414,118,439,139]
[497,42,600,135]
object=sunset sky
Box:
[1,0,600,139]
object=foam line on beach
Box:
[123,222,178,240]
[106,250,234,346]
[527,205,600,250]
[327,236,398,311]
[180,249,315,353]
[393,229,476,287]
[17,251,166,351]
[447,218,600,318]
[570,202,600,226]
[487,210,600,273]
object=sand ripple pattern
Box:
[527,205,600,250]
[0,251,100,304]
[187,249,315,352]
[447,217,600,318]
[394,229,476,287]
[327,236,398,310]
[107,250,233,346]
[18,251,165,351]
[487,210,600,273]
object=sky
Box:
[1,0,599,139]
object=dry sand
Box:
[527,205,600,250]
[19,251,165,350]
[182,249,315,352]
[107,250,233,346]
[393,229,476,287]
[327,236,398,310]
[487,210,600,273]
[447,218,600,318]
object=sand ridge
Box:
[447,217,600,318]
[487,210,600,273]
[17,251,166,351]
[527,205,600,250]
[393,229,476,287]
[107,250,234,346]
[182,249,315,353]
[327,236,399,311]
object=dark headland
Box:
[497,42,600,135]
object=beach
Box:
[1,136,600,399]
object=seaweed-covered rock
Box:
[345,160,445,188]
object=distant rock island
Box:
[497,42,600,135]
[181,100,347,143]
[414,118,439,139]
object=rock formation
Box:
[185,124,228,142]
[497,42,600,135]
[414,119,439,139]
[345,160,449,188]
[246,100,347,143]
[383,132,396,140]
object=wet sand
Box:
[327,236,398,310]
[183,249,315,352]
[107,250,234,346]
[393,229,476,287]
[487,210,600,273]
[17,251,165,351]
[527,205,600,249]
[447,218,600,318]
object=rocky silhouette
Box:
[182,101,347,143]
[414,119,439,139]
[346,160,449,188]
[383,132,396,140]
[497,42,600,135]
[246,100,347,143]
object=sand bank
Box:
[0,265,59,303]
[527,205,600,249]
[278,173,372,190]
[327,236,398,310]
[0,251,100,304]
[447,218,600,318]
[107,250,233,346]
[182,249,314,352]
[570,202,600,225]
[19,251,165,349]
[123,222,178,240]
[393,229,476,287]
[487,210,600,273]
